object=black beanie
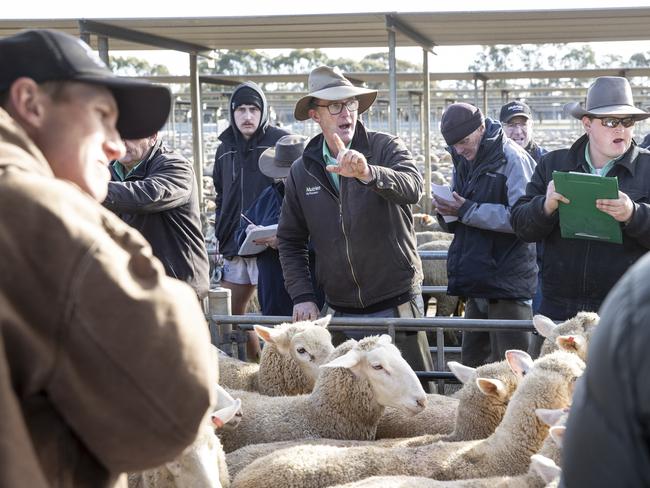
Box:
[231,86,263,111]
[440,103,484,146]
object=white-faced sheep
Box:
[534,312,599,361]
[129,385,241,488]
[375,358,521,440]
[231,350,584,488]
[218,316,334,395]
[327,454,562,488]
[326,408,568,488]
[226,358,520,479]
[219,335,426,453]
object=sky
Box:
[6,1,650,74]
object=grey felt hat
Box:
[565,76,650,120]
[294,66,377,121]
[258,134,308,179]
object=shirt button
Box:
[378,181,384,188]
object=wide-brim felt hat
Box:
[565,76,650,120]
[259,134,308,179]
[294,66,378,121]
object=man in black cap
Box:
[499,100,548,164]
[0,30,214,487]
[213,82,289,358]
[500,100,549,331]
[512,76,650,323]
[435,102,537,367]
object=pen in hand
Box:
[241,213,256,226]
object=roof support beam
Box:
[422,49,431,215]
[387,28,397,134]
[78,19,212,56]
[189,54,204,205]
[385,14,436,54]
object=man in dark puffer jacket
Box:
[435,103,537,368]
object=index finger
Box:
[332,133,347,154]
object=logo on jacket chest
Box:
[305,185,322,196]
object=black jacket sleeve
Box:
[510,156,559,242]
[104,157,193,214]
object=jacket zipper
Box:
[582,241,590,299]
[304,166,365,308]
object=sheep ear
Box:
[448,361,475,384]
[476,378,508,399]
[549,425,566,447]
[254,324,290,353]
[556,334,586,353]
[321,349,362,369]
[530,454,561,483]
[533,315,557,338]
[505,350,533,378]
[377,334,393,345]
[314,314,332,328]
[535,408,565,427]
[212,398,242,429]
[254,324,276,343]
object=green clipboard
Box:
[552,171,622,244]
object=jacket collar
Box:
[0,108,53,178]
[569,133,640,176]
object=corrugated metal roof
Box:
[2,8,650,51]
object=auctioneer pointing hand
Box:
[326,133,373,183]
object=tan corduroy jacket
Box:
[0,108,216,487]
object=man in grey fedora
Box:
[512,76,650,326]
[277,66,433,385]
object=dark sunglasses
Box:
[594,117,636,128]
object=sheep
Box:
[219,335,427,453]
[327,409,568,487]
[226,358,521,479]
[534,312,599,361]
[231,350,584,488]
[218,315,334,395]
[418,239,458,316]
[376,358,522,440]
[129,385,241,488]
[416,230,453,247]
[327,455,562,488]
[413,212,443,232]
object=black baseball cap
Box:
[499,101,532,123]
[0,29,171,139]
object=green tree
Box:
[109,56,169,76]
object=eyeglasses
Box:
[594,117,636,128]
[313,99,359,115]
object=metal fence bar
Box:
[212,315,534,332]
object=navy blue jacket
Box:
[105,141,210,298]
[236,182,323,316]
[213,82,289,259]
[441,119,537,299]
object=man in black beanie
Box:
[435,102,538,367]
[213,82,289,359]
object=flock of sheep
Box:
[125,309,599,487]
